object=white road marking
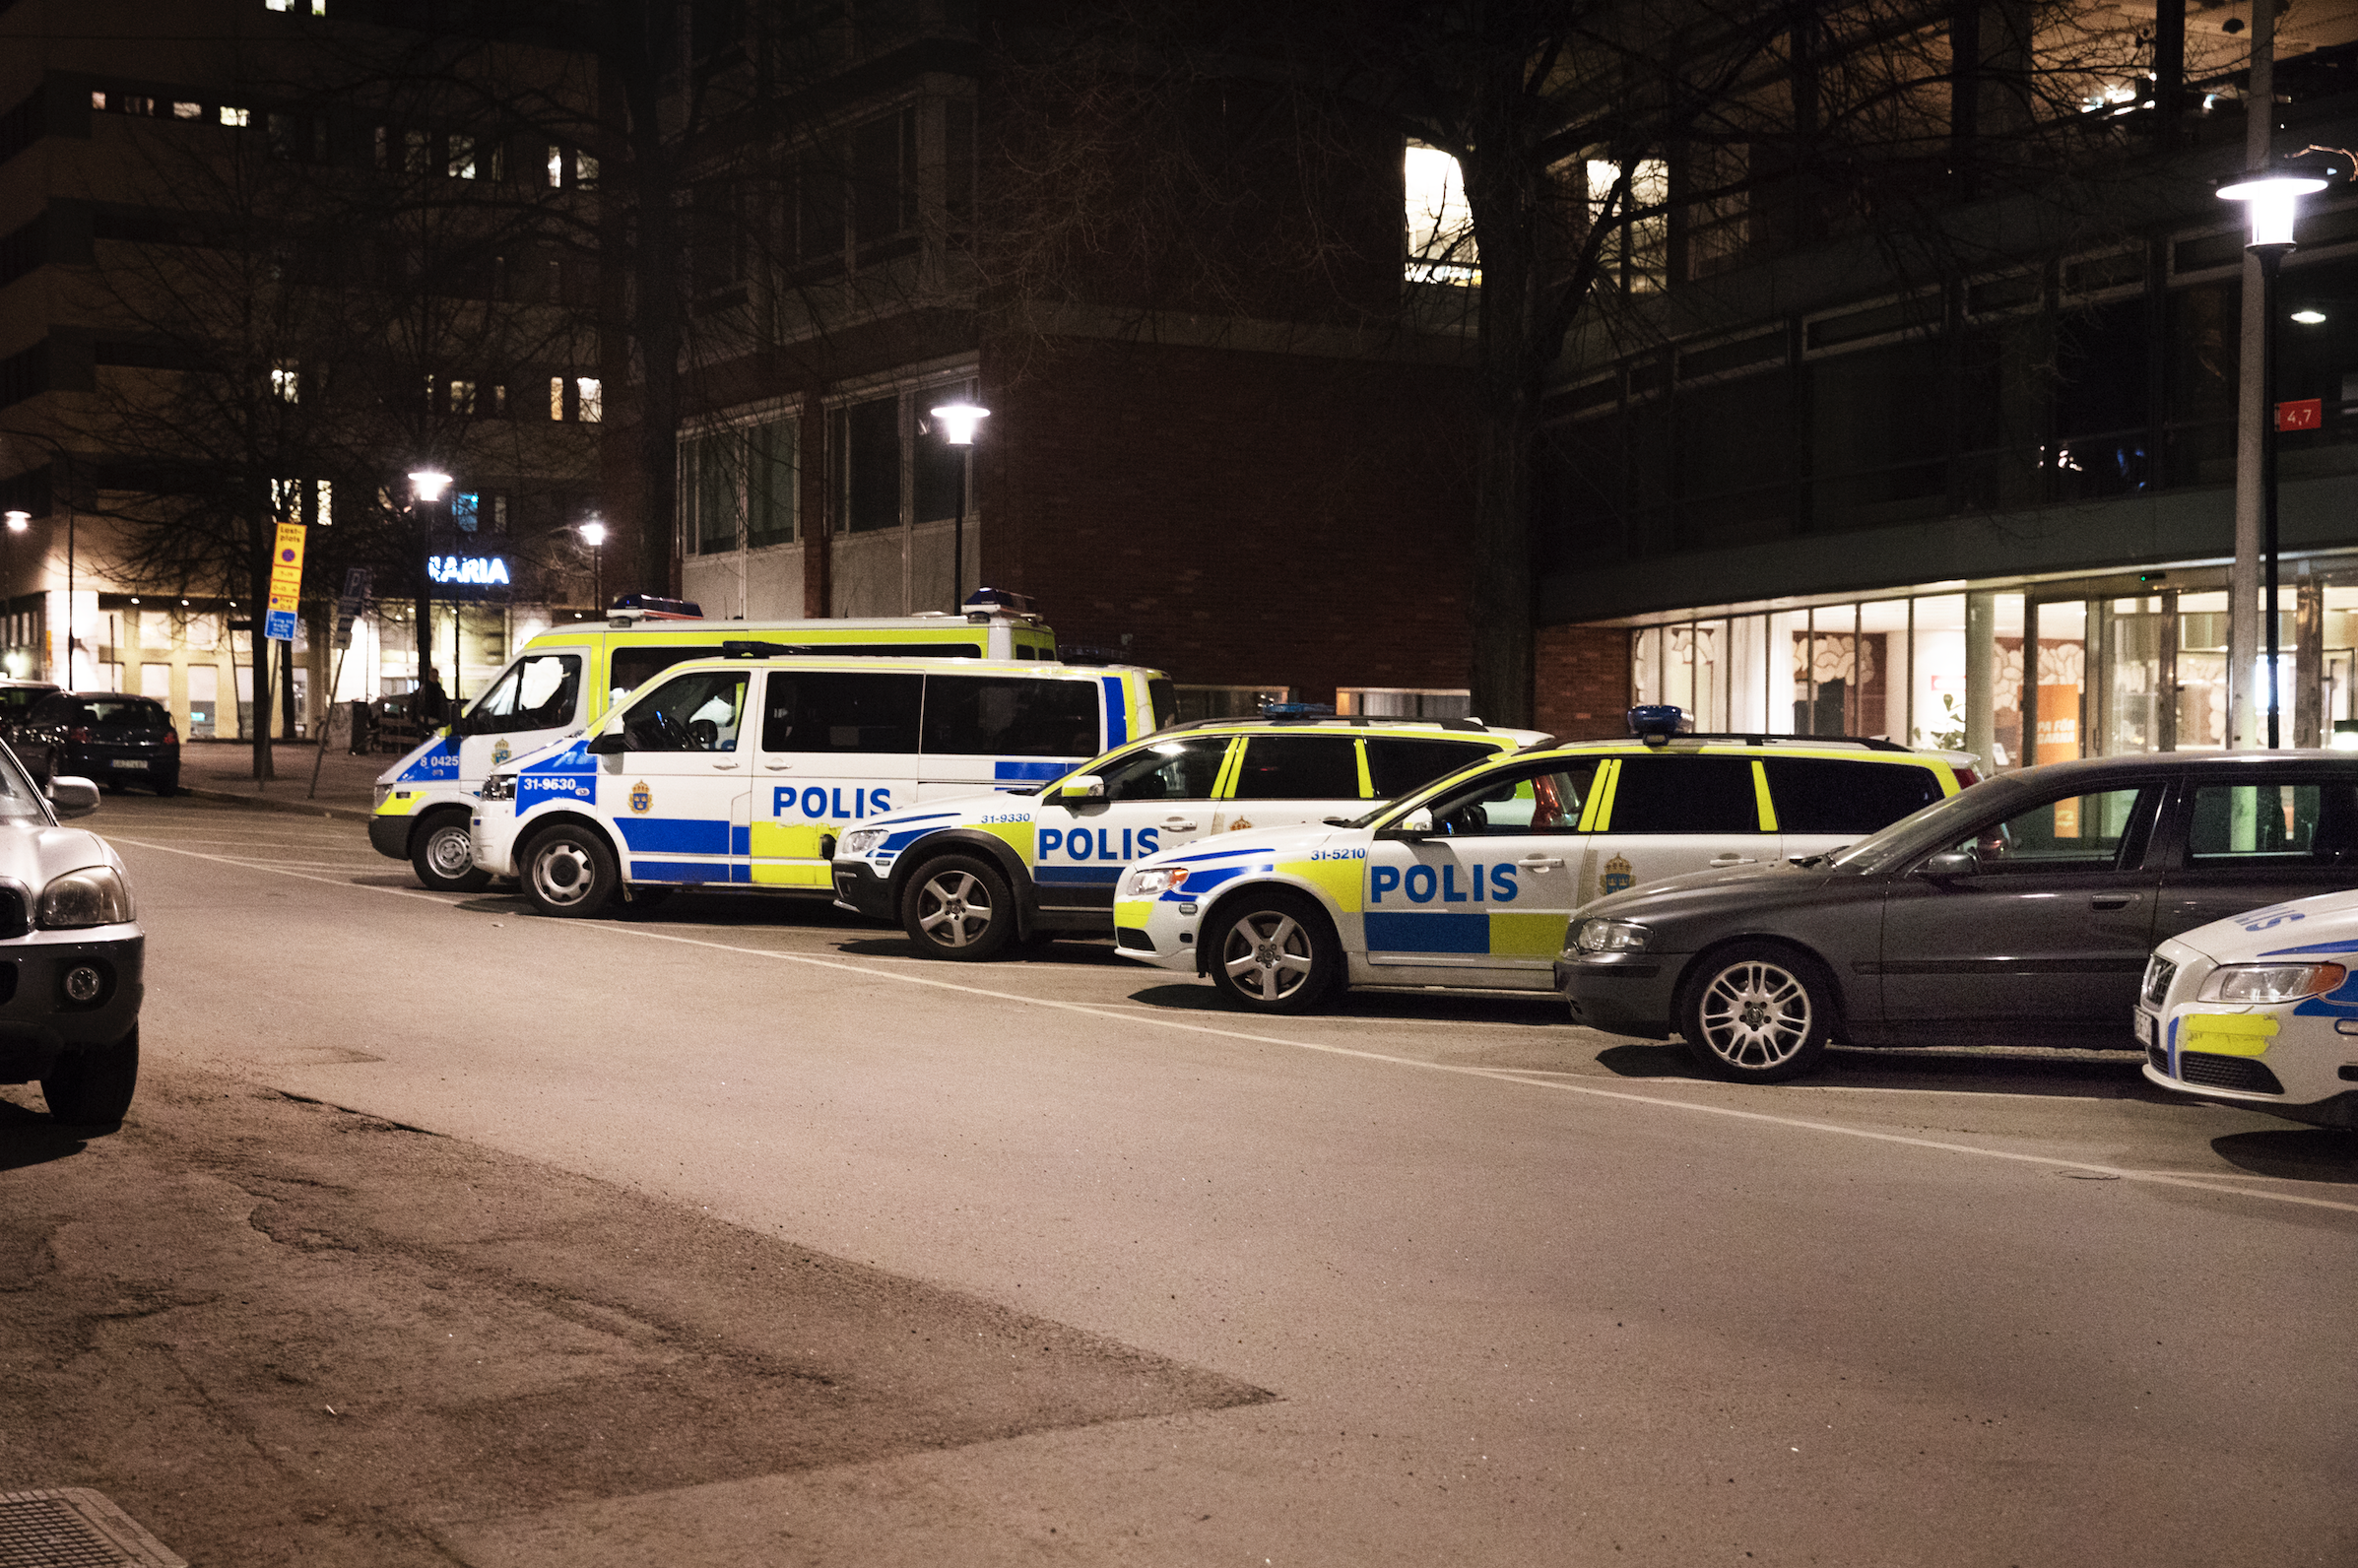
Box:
[106,835,2358,1217]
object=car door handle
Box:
[713,761,741,770]
[1519,856,1565,871]
[1163,816,1197,829]
[763,761,792,771]
[1709,853,1757,867]
[2091,893,2135,910]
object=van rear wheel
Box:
[522,823,619,917]
[902,855,1017,961]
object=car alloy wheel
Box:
[902,854,1017,961]
[1208,892,1337,1013]
[1682,943,1831,1082]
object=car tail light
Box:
[66,727,89,744]
[1952,766,1982,788]
[164,728,178,746]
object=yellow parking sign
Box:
[265,521,305,641]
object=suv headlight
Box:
[1120,866,1190,898]
[2196,961,2347,1004]
[838,828,886,858]
[1569,918,1650,954]
[37,866,134,929]
[480,773,516,803]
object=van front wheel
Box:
[522,824,620,917]
[412,810,491,893]
[902,855,1017,961]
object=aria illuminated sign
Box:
[427,555,511,586]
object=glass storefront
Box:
[1620,561,2358,771]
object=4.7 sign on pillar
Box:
[265,522,305,641]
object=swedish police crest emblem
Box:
[491,739,512,766]
[1602,854,1634,894]
[628,780,653,815]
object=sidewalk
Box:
[175,738,396,821]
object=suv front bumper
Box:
[0,926,145,1082]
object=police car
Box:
[2138,890,2358,1129]
[1110,713,1970,1013]
[471,650,1166,917]
[829,715,1549,960]
[371,593,1071,893]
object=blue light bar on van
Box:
[961,587,1035,616]
[1262,702,1337,717]
[1627,704,1684,745]
[610,594,702,619]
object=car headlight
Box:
[837,828,886,857]
[480,773,516,803]
[1569,918,1650,954]
[372,783,394,811]
[37,866,134,929]
[1120,865,1190,898]
[2196,961,2347,1003]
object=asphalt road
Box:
[6,795,2355,1567]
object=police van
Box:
[1110,718,1972,1013]
[369,592,1072,892]
[470,650,1171,917]
[830,715,1549,961]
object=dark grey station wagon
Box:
[1557,752,2358,1081]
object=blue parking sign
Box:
[264,608,296,642]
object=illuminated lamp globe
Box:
[408,467,453,504]
[2216,167,2334,249]
[929,401,990,446]
[3,510,27,534]
[579,520,607,548]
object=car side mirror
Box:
[1381,808,1434,840]
[1059,773,1105,800]
[1919,848,1978,878]
[48,776,98,818]
[587,731,627,755]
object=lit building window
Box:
[448,134,475,180]
[271,360,299,402]
[315,480,332,527]
[1586,158,1670,294]
[547,145,563,188]
[549,376,565,420]
[172,102,200,120]
[576,378,602,423]
[221,106,248,127]
[450,379,476,415]
[1405,143,1477,286]
[90,92,105,110]
[575,151,598,188]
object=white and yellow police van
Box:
[369,592,1075,891]
[1111,718,1970,1013]
[470,648,1171,917]
[829,715,1549,961]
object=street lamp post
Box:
[3,511,23,681]
[2219,161,2337,748]
[929,398,989,612]
[408,467,452,732]
[579,519,606,617]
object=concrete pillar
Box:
[2296,572,2324,749]
[1965,589,1997,769]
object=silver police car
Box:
[0,749,145,1123]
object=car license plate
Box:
[2133,1009,2155,1047]
[113,759,147,770]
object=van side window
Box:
[1364,738,1497,799]
[1229,735,1360,800]
[609,645,722,706]
[922,676,1099,756]
[463,653,581,735]
[1604,755,1764,833]
[1760,757,1946,834]
[761,672,922,752]
[621,671,748,751]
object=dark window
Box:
[922,675,1098,757]
[1605,755,1762,833]
[850,110,915,247]
[1147,679,1176,730]
[1097,737,1228,803]
[80,697,166,729]
[1364,738,1498,799]
[840,396,898,532]
[794,142,844,265]
[1229,735,1362,801]
[760,671,921,752]
[1762,757,1947,834]
[462,653,580,735]
[28,694,76,724]
[609,646,723,704]
[619,671,748,751]
[1955,787,2153,872]
[2188,782,2358,866]
[1423,762,1597,836]
[0,686,52,720]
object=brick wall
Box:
[1534,623,1630,742]
[982,335,1476,703]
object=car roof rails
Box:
[720,640,813,658]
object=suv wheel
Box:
[1679,943,1833,1082]
[42,1027,139,1126]
[412,809,491,893]
[902,855,1018,961]
[1207,891,1339,1013]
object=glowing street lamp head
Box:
[929,401,990,446]
[408,467,453,504]
[2,510,27,534]
[579,520,607,548]
[2217,166,2335,249]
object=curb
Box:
[180,786,374,823]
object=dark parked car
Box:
[0,680,61,750]
[1557,752,2358,1082]
[17,692,179,796]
